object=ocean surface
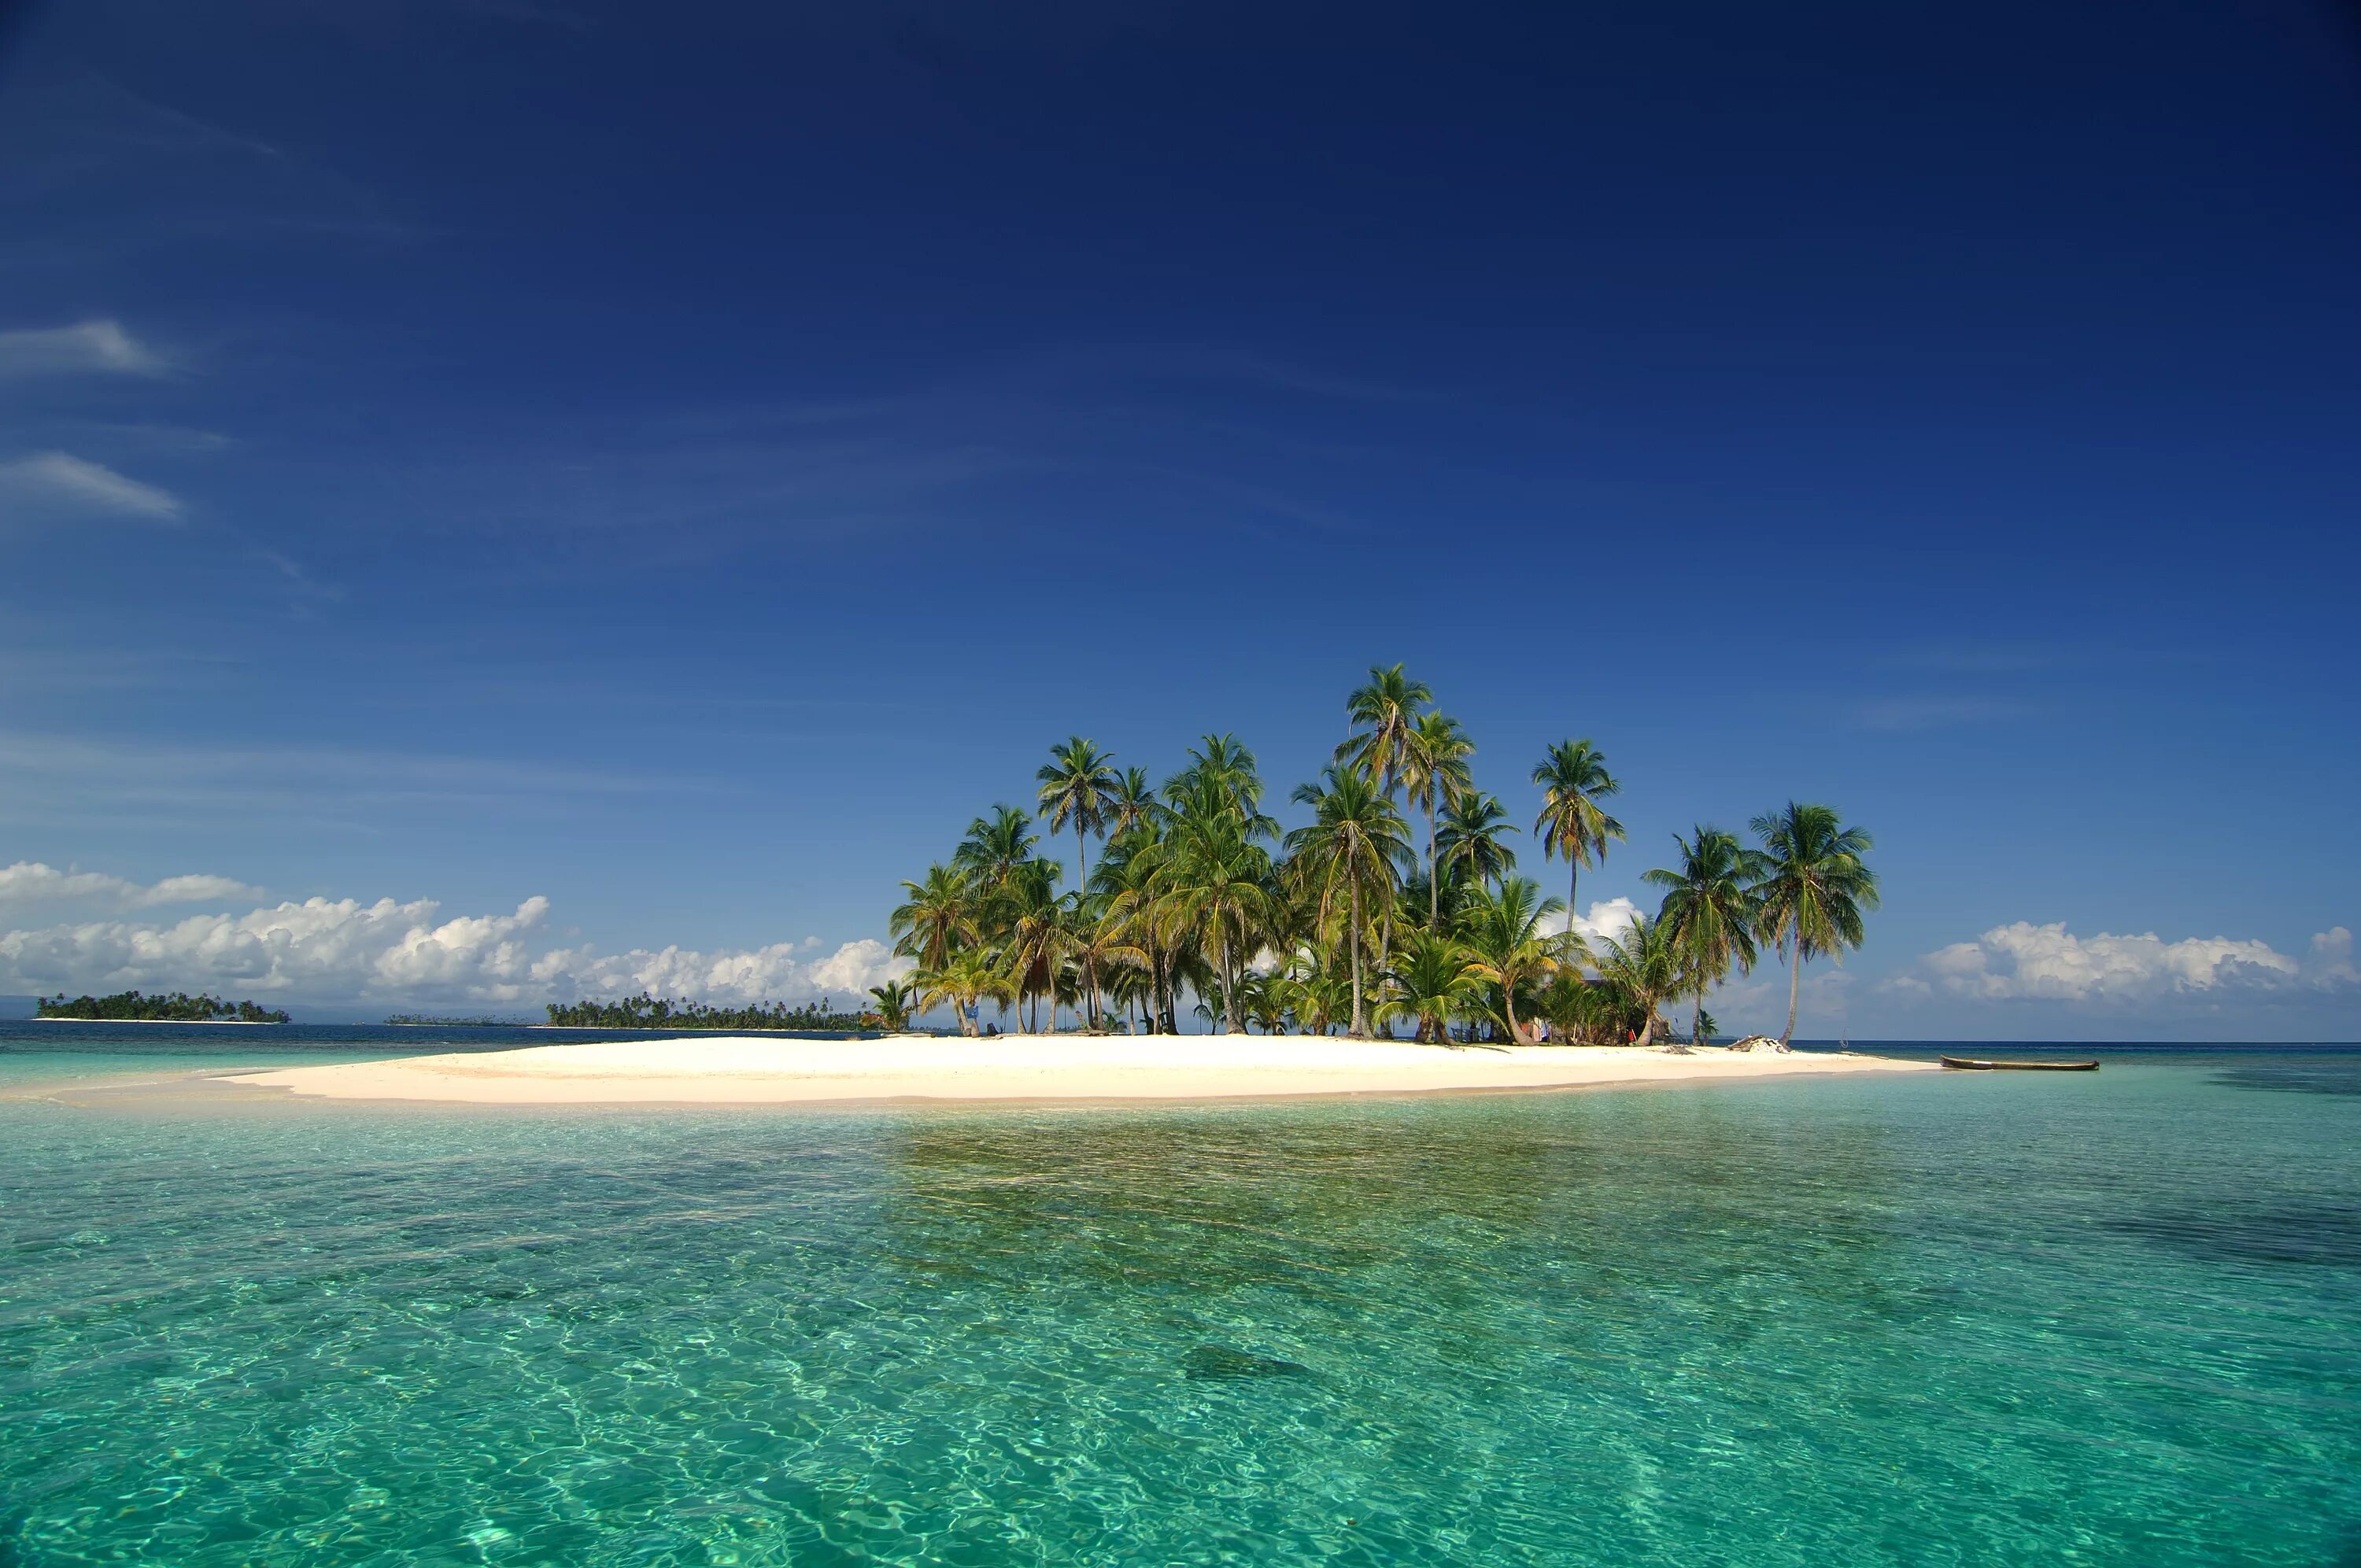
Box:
[2,1027,2355,1566]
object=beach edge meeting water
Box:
[225,1032,1938,1105]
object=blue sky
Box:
[2,0,2356,1037]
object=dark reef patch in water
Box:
[2104,1204,2361,1267]
[1184,1345,1310,1381]
[2209,1061,2361,1097]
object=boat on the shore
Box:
[1940,1055,2099,1072]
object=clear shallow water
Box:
[2,1037,2356,1566]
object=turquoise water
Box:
[3,1034,2357,1566]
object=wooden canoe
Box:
[1940,1055,2100,1072]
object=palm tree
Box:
[1592,910,1681,1047]
[1400,710,1474,929]
[997,859,1068,1032]
[955,805,1037,895]
[1166,733,1275,832]
[1532,739,1624,932]
[1458,876,1574,1043]
[1644,826,1766,1048]
[1284,767,1411,1038]
[1434,791,1519,898]
[915,947,1013,1039]
[866,979,917,1032]
[1036,736,1121,888]
[1750,802,1879,1046]
[1154,799,1282,1035]
[1066,902,1145,1031]
[1104,766,1162,843]
[1383,931,1484,1043]
[1336,663,1432,796]
[889,864,976,972]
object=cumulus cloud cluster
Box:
[0,876,907,1007]
[0,861,260,915]
[1892,921,2355,1005]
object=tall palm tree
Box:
[1592,910,1681,1048]
[1336,663,1432,797]
[1383,930,1485,1043]
[889,864,976,972]
[1644,826,1766,1048]
[1400,709,1474,929]
[1066,900,1145,1031]
[1750,802,1879,1046]
[1284,767,1411,1038]
[1435,791,1519,898]
[1036,736,1120,888]
[1458,876,1574,1043]
[1532,739,1624,933]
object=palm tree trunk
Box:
[1783,939,1801,1044]
[1503,972,1520,1044]
[1428,804,1439,929]
[1693,985,1705,1048]
[1348,878,1365,1038]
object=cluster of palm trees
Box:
[889,666,1878,1047]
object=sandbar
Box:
[231,1034,1937,1106]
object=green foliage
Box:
[384,1013,527,1026]
[38,991,290,1023]
[543,995,872,1031]
[885,674,1877,1048]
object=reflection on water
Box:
[0,1051,2355,1565]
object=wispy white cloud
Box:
[0,452,183,519]
[0,884,906,1006]
[1550,896,1641,948]
[1886,920,2355,1005]
[0,319,167,379]
[0,861,260,917]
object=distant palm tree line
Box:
[891,665,1878,1046]
[38,990,290,1023]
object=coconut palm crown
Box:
[1750,802,1879,1044]
[1644,826,1768,1047]
[1532,738,1624,925]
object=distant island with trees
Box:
[385,1013,531,1027]
[544,995,874,1031]
[37,991,292,1024]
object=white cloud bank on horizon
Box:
[0,452,183,519]
[1550,897,1641,948]
[0,861,261,916]
[1890,921,2357,1005]
[0,883,907,1007]
[0,319,166,380]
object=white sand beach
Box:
[233,1034,1937,1106]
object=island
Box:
[37,990,291,1024]
[542,994,874,1031]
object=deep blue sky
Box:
[2,0,2356,1035]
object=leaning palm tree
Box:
[1400,709,1474,928]
[1284,767,1411,1038]
[1644,826,1767,1048]
[1591,910,1682,1048]
[915,946,1014,1039]
[1336,663,1432,797]
[1750,802,1879,1046]
[1532,739,1624,932]
[889,864,977,972]
[1382,931,1485,1043]
[1458,876,1574,1043]
[1036,736,1121,888]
